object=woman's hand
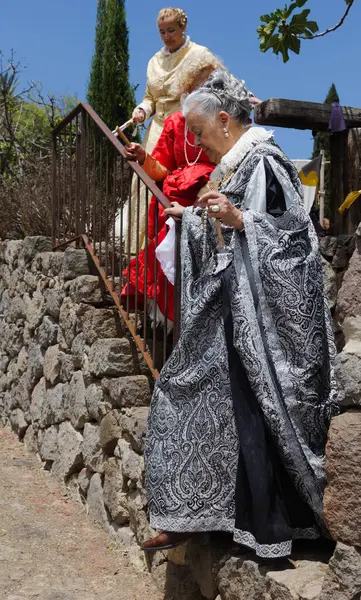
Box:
[132,107,146,124]
[250,95,262,106]
[164,202,185,218]
[198,191,244,230]
[123,143,146,165]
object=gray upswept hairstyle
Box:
[182,69,252,125]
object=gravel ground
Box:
[0,425,161,600]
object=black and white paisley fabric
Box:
[144,127,340,558]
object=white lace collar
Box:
[210,127,274,181]
[162,35,191,56]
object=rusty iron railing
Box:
[52,103,181,378]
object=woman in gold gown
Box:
[126,7,218,253]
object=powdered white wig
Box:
[182,69,252,125]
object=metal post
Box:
[319,150,325,226]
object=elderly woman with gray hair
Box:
[142,70,340,557]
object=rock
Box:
[58,296,78,349]
[68,371,88,429]
[40,383,69,428]
[168,544,189,567]
[185,540,228,599]
[49,252,65,275]
[119,407,149,453]
[82,423,104,473]
[66,472,83,504]
[44,288,65,319]
[4,240,24,266]
[80,306,121,345]
[43,345,62,385]
[321,257,337,310]
[342,316,361,351]
[102,375,150,408]
[16,347,29,374]
[4,357,19,388]
[7,296,26,322]
[37,316,58,348]
[319,542,361,600]
[67,275,103,305]
[30,377,47,429]
[116,438,143,486]
[27,342,44,386]
[4,389,17,414]
[85,382,111,422]
[13,372,33,419]
[217,556,269,600]
[1,322,23,357]
[0,352,10,372]
[22,236,52,264]
[9,408,28,438]
[0,374,8,394]
[319,236,337,261]
[162,562,204,600]
[51,421,83,480]
[26,290,46,330]
[32,251,63,276]
[324,411,361,545]
[109,524,135,548]
[127,489,151,545]
[337,244,361,321]
[23,270,38,293]
[334,350,361,406]
[39,425,58,462]
[87,472,109,531]
[78,467,91,495]
[89,338,134,377]
[0,288,10,315]
[332,235,355,271]
[103,457,129,524]
[71,333,87,369]
[23,424,38,453]
[44,344,74,386]
[63,247,89,280]
[266,560,327,600]
[99,410,122,454]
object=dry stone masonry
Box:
[0,233,361,600]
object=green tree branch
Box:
[258,0,355,62]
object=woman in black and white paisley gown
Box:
[142,70,340,558]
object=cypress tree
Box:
[87,0,136,128]
[87,0,107,116]
[312,83,340,216]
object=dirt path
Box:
[0,425,161,600]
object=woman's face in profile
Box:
[158,18,185,53]
[186,111,226,164]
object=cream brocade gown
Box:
[124,37,216,254]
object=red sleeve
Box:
[151,115,177,172]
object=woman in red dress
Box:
[121,61,219,323]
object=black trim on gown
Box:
[221,158,318,553]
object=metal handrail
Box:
[52,102,171,211]
[51,104,181,378]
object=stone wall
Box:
[1,235,361,600]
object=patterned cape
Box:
[144,128,340,558]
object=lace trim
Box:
[234,529,292,558]
[150,514,235,534]
[211,127,274,182]
[150,514,320,558]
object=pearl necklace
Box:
[184,125,202,167]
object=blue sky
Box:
[0,0,358,159]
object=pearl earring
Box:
[223,127,229,138]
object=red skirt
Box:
[121,163,214,324]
